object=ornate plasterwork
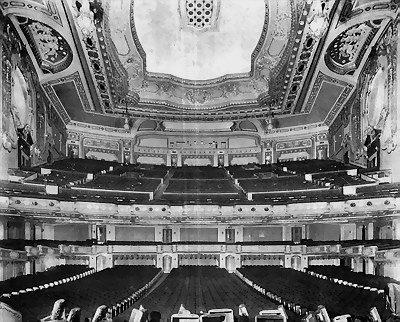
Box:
[0,0,63,26]
[325,21,381,75]
[361,22,399,154]
[179,0,220,31]
[17,18,73,74]
[96,0,308,118]
[42,72,92,124]
[302,71,353,118]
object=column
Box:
[365,258,375,275]
[42,224,54,240]
[24,221,32,240]
[171,226,180,242]
[235,226,243,243]
[0,217,7,240]
[282,226,292,242]
[78,135,84,158]
[155,226,163,242]
[25,260,33,275]
[303,224,308,239]
[89,224,96,240]
[106,225,115,241]
[0,261,4,281]
[367,222,374,240]
[340,223,357,241]
[217,226,226,243]
[34,223,43,240]
[352,257,363,273]
[392,219,400,240]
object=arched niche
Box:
[138,120,158,131]
[238,120,257,132]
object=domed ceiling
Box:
[1,0,397,126]
[101,0,299,116]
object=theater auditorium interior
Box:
[1,0,400,321]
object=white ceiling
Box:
[132,0,266,80]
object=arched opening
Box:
[96,255,107,271]
[291,255,301,270]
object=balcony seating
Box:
[227,164,287,179]
[3,265,160,322]
[172,167,228,180]
[238,176,323,193]
[27,171,87,187]
[166,179,237,194]
[307,265,399,290]
[117,266,277,322]
[278,160,354,174]
[75,175,161,192]
[111,164,169,179]
[311,172,370,188]
[45,158,119,174]
[238,266,385,319]
[0,265,90,295]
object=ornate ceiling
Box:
[1,0,398,127]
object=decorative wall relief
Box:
[0,0,63,26]
[2,16,66,166]
[325,21,381,75]
[276,138,313,162]
[361,22,398,155]
[17,17,73,74]
[95,0,307,119]
[82,137,121,161]
[178,0,220,31]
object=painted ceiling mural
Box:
[0,0,398,125]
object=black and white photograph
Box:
[0,0,400,321]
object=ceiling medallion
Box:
[179,0,220,31]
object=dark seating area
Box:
[307,265,399,289]
[45,158,119,174]
[238,176,324,193]
[118,266,277,322]
[75,175,161,193]
[311,172,370,188]
[165,179,237,194]
[226,164,288,179]
[239,266,386,319]
[278,160,354,174]
[0,265,90,294]
[26,170,87,187]
[111,164,169,179]
[3,265,161,321]
[172,166,228,179]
